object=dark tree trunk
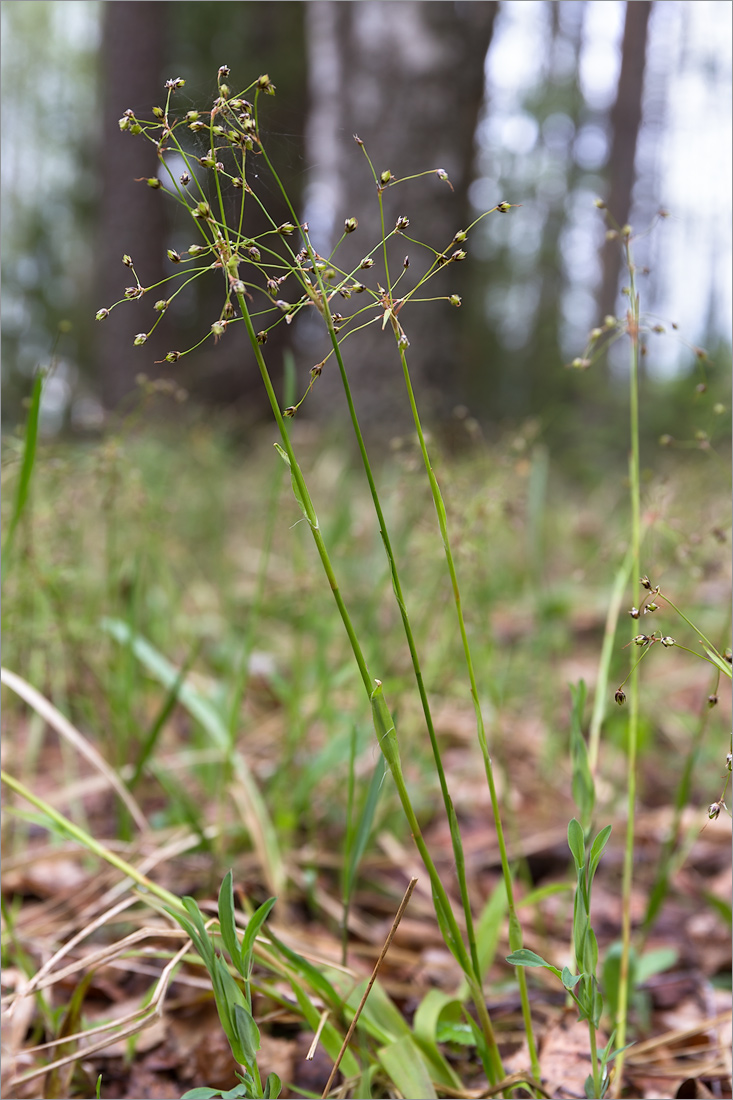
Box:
[302,0,498,439]
[598,0,653,322]
[166,2,308,424]
[96,1,167,412]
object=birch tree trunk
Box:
[302,0,498,438]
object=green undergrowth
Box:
[3,417,728,835]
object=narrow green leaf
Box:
[343,752,385,900]
[589,824,612,879]
[218,871,241,974]
[101,619,284,894]
[702,645,733,679]
[274,443,316,528]
[567,818,586,871]
[263,927,342,1010]
[241,896,277,976]
[130,641,202,789]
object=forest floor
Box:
[2,414,731,1100]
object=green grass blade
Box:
[101,618,285,894]
[377,1035,438,1099]
[217,871,242,975]
[343,751,385,901]
[130,640,202,790]
[3,371,42,567]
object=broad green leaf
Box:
[181,1090,227,1099]
[474,878,508,981]
[263,1072,281,1099]
[377,1036,438,1100]
[561,967,582,991]
[413,989,458,1045]
[233,1002,260,1066]
[506,948,560,978]
[343,976,411,1044]
[411,991,465,1087]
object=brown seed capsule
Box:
[615,689,626,705]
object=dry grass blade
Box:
[1,896,138,1007]
[1,666,148,830]
[321,876,418,1098]
[5,934,192,1090]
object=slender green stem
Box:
[614,246,642,1091]
[234,291,505,1085]
[253,137,492,1005]
[589,546,633,774]
[324,323,482,981]
[395,342,541,1085]
[657,591,720,654]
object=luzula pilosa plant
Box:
[99,69,537,1090]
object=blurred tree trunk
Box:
[96,1,167,412]
[510,0,587,422]
[167,2,307,424]
[302,0,497,439]
[598,0,653,323]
